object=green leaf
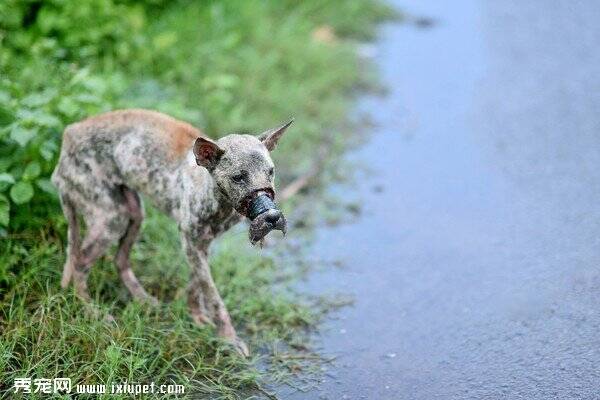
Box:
[40,140,58,161]
[57,97,79,118]
[21,89,57,107]
[22,162,41,181]
[73,93,101,104]
[10,181,34,204]
[0,158,12,172]
[0,91,11,104]
[153,31,178,50]
[202,74,239,90]
[0,106,14,127]
[0,194,9,226]
[0,173,15,192]
[17,109,61,128]
[81,76,107,93]
[10,125,37,147]
[36,179,58,197]
[0,125,11,139]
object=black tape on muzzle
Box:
[248,194,276,220]
[247,193,286,244]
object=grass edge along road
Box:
[0,1,397,398]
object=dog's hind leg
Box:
[59,194,80,289]
[71,190,130,302]
[71,217,120,302]
[115,187,158,305]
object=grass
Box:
[1,208,319,399]
[0,0,396,398]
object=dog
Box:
[51,109,293,355]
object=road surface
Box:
[284,0,600,399]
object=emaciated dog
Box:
[51,109,293,355]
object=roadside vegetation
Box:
[0,0,394,398]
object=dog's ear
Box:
[193,137,224,170]
[259,119,294,151]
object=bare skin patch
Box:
[62,109,203,161]
[52,109,293,356]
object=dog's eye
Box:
[231,172,247,183]
[268,167,274,177]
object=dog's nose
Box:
[263,209,282,224]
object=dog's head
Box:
[193,120,293,244]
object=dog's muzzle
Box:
[246,191,287,244]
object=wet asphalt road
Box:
[283,0,600,399]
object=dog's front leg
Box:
[182,234,249,356]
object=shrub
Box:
[0,0,393,232]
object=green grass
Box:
[0,0,396,397]
[1,208,319,399]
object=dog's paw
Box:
[224,336,250,358]
[104,313,116,324]
[137,294,160,308]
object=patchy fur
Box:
[52,109,292,356]
[63,109,201,160]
